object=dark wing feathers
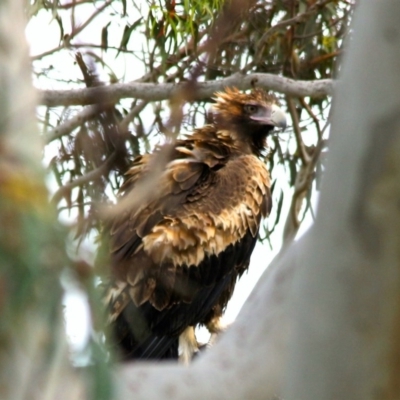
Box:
[105,123,272,360]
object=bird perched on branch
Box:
[104,87,286,363]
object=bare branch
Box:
[45,105,102,143]
[286,97,310,165]
[67,0,113,43]
[39,73,333,107]
[51,152,116,204]
[299,97,322,140]
[31,0,113,61]
[282,138,325,245]
[57,0,95,9]
[118,101,148,134]
[115,244,297,400]
[259,0,336,44]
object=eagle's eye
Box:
[244,104,259,114]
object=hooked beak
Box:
[250,103,287,132]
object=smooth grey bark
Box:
[39,74,333,107]
[285,2,400,399]
[116,247,296,400]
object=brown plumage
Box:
[104,87,286,361]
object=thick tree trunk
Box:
[285,2,400,399]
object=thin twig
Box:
[299,98,322,140]
[293,13,349,40]
[31,0,113,61]
[69,0,113,43]
[286,97,310,165]
[53,0,94,9]
[118,101,148,134]
[51,152,116,204]
[282,137,326,245]
[259,0,336,44]
[45,105,103,143]
[307,50,342,67]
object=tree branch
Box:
[116,244,298,400]
[259,0,336,44]
[282,138,325,245]
[285,2,400,398]
[39,73,333,107]
[299,97,322,140]
[118,100,148,134]
[45,105,102,143]
[31,0,113,61]
[286,97,310,165]
[51,152,116,204]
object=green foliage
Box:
[145,0,224,61]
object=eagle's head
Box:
[211,87,287,154]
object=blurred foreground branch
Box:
[0,1,84,399]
